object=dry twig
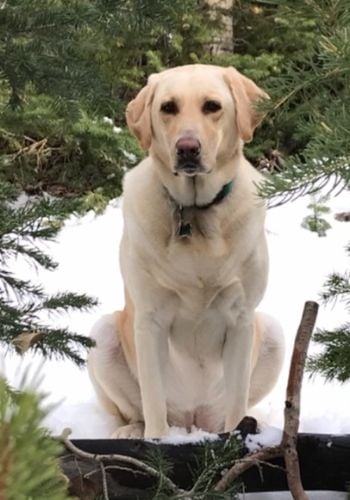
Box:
[61,428,182,498]
[214,445,283,491]
[282,300,318,499]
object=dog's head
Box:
[126,65,268,177]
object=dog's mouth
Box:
[174,159,207,177]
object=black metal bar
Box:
[66,433,350,494]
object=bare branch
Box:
[282,301,318,500]
[214,445,283,491]
[61,429,181,496]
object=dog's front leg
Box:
[222,291,254,432]
[134,311,170,439]
[223,310,254,431]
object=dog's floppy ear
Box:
[126,74,158,150]
[224,67,269,143]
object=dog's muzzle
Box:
[174,136,204,176]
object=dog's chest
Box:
[150,235,245,325]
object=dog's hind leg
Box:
[87,313,144,438]
[248,312,285,408]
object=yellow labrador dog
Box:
[88,64,284,439]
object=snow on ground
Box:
[2,189,349,499]
[1,191,350,445]
[245,426,282,452]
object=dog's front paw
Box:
[144,424,170,440]
[111,423,145,439]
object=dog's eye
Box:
[202,100,222,114]
[161,101,178,115]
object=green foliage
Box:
[3,0,348,203]
[0,90,141,199]
[255,0,350,204]
[0,377,69,500]
[203,0,321,164]
[234,1,350,386]
[308,326,350,382]
[145,434,242,498]
[307,245,350,382]
[0,0,218,200]
[184,435,242,498]
[301,195,331,237]
[0,181,96,365]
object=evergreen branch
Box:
[182,436,242,498]
[42,292,98,315]
[0,240,57,270]
[0,378,69,499]
[143,447,174,497]
[19,328,95,367]
[320,272,350,309]
[271,66,347,112]
[0,186,96,365]
[0,270,44,301]
[0,198,79,242]
[0,292,96,365]
[261,163,349,207]
[307,325,350,382]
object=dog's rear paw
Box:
[111,423,145,439]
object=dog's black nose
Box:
[176,137,201,158]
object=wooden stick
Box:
[214,445,283,491]
[282,300,318,500]
[215,301,319,498]
[61,429,182,496]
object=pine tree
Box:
[0,181,96,364]
[0,376,69,499]
[301,195,331,237]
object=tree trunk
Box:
[206,0,234,53]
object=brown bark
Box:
[205,0,234,53]
[214,445,283,491]
[282,301,318,500]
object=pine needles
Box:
[0,182,97,365]
[0,377,69,500]
[307,245,350,382]
[258,0,350,204]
